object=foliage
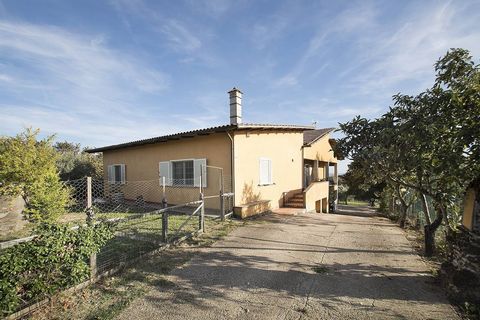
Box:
[334,48,480,255]
[340,162,385,204]
[0,129,71,223]
[0,222,114,316]
[55,141,103,181]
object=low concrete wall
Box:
[304,181,329,212]
[234,200,271,219]
[0,195,27,237]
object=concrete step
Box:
[284,202,304,208]
[290,194,304,200]
[287,198,304,204]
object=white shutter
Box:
[259,158,272,185]
[120,164,126,184]
[107,165,114,184]
[268,159,272,184]
[159,161,172,186]
[194,159,207,188]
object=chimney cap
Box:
[228,87,243,94]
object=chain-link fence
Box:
[62,165,234,276]
[3,165,235,274]
[0,166,236,317]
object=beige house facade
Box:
[87,88,339,218]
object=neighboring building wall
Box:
[233,130,303,209]
[303,135,337,163]
[102,133,231,206]
[463,188,476,230]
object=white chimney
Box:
[228,87,242,125]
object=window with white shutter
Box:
[159,161,172,186]
[159,159,207,187]
[259,158,272,185]
[108,164,126,184]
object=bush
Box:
[0,129,71,222]
[0,222,114,316]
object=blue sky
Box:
[0,0,479,173]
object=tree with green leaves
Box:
[0,129,71,223]
[335,48,480,256]
[55,141,103,181]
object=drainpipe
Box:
[227,131,235,206]
[301,146,305,190]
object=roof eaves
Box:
[303,127,335,146]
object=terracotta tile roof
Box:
[303,128,335,146]
[86,123,315,153]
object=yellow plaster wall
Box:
[102,133,232,206]
[304,135,337,163]
[233,130,303,209]
[304,181,329,212]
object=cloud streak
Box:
[0,19,173,146]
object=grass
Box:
[312,265,329,274]
[95,213,202,273]
[28,217,244,320]
[341,200,380,208]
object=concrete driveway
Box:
[117,205,459,320]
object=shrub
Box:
[0,128,71,222]
[0,222,114,316]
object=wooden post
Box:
[86,177,94,223]
[90,253,97,280]
[86,177,97,279]
[162,210,168,243]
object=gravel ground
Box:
[116,205,459,320]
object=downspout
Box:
[227,131,235,206]
[301,146,305,190]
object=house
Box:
[86,88,339,218]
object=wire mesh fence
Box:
[2,166,234,268]
[0,166,236,317]
[62,166,234,276]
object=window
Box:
[159,159,207,187]
[108,164,125,184]
[172,160,194,186]
[259,158,272,185]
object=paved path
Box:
[117,205,459,319]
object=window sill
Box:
[258,183,275,186]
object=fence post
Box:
[220,190,224,222]
[86,177,97,279]
[160,176,169,243]
[86,176,94,223]
[220,171,225,221]
[199,174,205,232]
[162,210,168,243]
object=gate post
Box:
[220,171,225,221]
[220,190,224,222]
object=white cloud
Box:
[0,20,173,146]
[272,2,377,88]
[160,19,202,53]
[343,1,480,96]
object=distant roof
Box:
[303,128,335,146]
[86,123,315,153]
